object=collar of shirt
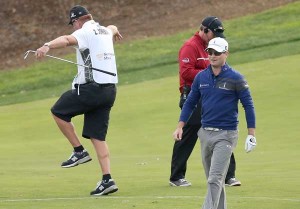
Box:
[82,20,96,28]
[209,63,230,77]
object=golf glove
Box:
[245,135,257,153]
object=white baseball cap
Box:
[205,37,229,52]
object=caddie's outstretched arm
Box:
[35,35,77,59]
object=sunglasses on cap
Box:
[213,28,224,33]
[207,49,224,56]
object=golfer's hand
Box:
[35,45,50,60]
[245,135,257,153]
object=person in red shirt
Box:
[169,16,241,187]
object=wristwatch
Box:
[44,42,51,47]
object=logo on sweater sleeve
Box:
[182,58,189,63]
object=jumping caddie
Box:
[35,5,122,196]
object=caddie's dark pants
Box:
[170,102,237,182]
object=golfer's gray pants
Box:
[198,128,238,209]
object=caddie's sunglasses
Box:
[71,19,78,25]
[207,49,223,56]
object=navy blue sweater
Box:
[180,63,255,130]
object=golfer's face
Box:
[208,49,228,67]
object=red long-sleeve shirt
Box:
[178,32,210,93]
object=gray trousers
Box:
[198,128,238,209]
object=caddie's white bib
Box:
[71,20,118,87]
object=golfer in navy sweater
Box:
[173,37,257,209]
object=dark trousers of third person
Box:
[170,101,237,182]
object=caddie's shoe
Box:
[61,150,92,168]
[90,179,119,196]
[169,179,192,187]
[225,178,241,186]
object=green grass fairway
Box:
[1,54,300,209]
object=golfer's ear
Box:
[224,51,229,56]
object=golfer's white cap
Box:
[206,37,229,52]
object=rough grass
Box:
[1,2,300,106]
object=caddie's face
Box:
[208,49,228,67]
[71,19,81,30]
[204,29,215,43]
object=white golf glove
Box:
[245,135,257,153]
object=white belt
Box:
[204,127,222,132]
